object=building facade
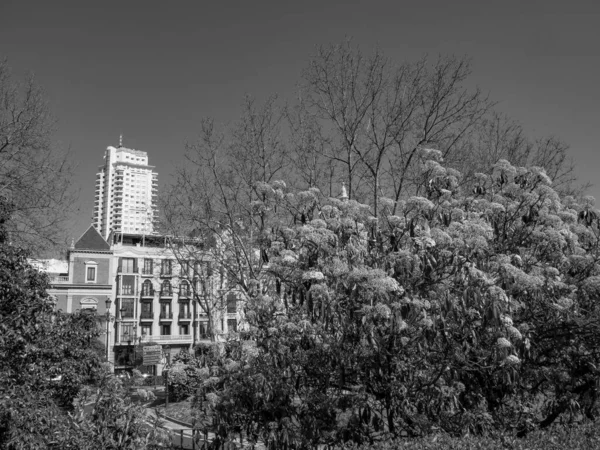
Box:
[46,227,243,375]
[93,139,158,239]
[45,225,113,316]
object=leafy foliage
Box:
[190,156,600,447]
[0,200,167,449]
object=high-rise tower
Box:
[93,139,158,239]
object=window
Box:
[141,301,152,319]
[161,280,172,297]
[227,318,237,332]
[121,275,135,295]
[198,321,209,339]
[143,258,153,275]
[119,258,136,273]
[161,259,172,276]
[121,322,135,343]
[179,281,190,298]
[161,324,171,336]
[180,260,190,277]
[84,261,98,283]
[141,325,151,338]
[160,301,171,319]
[179,324,189,336]
[141,280,153,296]
[227,292,237,313]
[179,301,190,319]
[120,298,134,318]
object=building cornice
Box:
[49,284,113,290]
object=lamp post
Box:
[164,344,171,410]
[105,297,113,362]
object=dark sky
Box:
[1,0,599,240]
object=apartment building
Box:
[93,138,158,239]
[47,227,244,375]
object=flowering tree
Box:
[191,153,600,447]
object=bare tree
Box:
[0,59,78,254]
[161,99,291,338]
[301,41,493,213]
[284,92,336,195]
[455,112,587,196]
[299,41,587,210]
[302,40,388,203]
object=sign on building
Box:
[142,345,162,366]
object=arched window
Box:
[142,280,153,297]
[179,281,190,298]
[161,280,172,297]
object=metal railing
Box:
[49,275,69,283]
[159,312,173,320]
[139,334,192,343]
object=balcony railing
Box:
[140,334,192,343]
[49,275,69,283]
[140,311,154,320]
[159,312,173,320]
[141,269,154,276]
[178,312,192,320]
[141,288,154,297]
[160,290,173,298]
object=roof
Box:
[74,225,111,251]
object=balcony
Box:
[160,271,173,278]
[141,269,154,277]
[140,311,154,321]
[139,334,192,344]
[160,290,173,298]
[178,312,192,321]
[159,312,173,321]
[141,288,154,298]
[49,275,69,283]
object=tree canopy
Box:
[0,199,170,449]
[179,153,600,448]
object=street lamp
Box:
[164,344,171,410]
[105,297,113,361]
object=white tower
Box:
[92,138,158,239]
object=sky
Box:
[1,0,599,241]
